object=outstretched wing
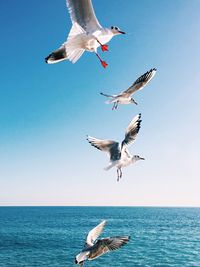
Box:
[100,92,115,98]
[86,220,107,247]
[89,236,130,259]
[122,114,142,147]
[121,68,157,96]
[87,136,121,161]
[66,0,102,33]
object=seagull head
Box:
[75,252,88,265]
[132,155,145,163]
[131,98,138,105]
[74,258,84,265]
[110,26,126,35]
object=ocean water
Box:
[0,207,200,267]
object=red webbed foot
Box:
[101,61,108,68]
[101,44,109,52]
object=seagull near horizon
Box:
[45,0,125,68]
[75,220,130,266]
[101,68,157,109]
[87,114,144,181]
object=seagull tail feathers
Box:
[104,166,112,171]
[104,162,118,171]
[100,92,114,98]
[100,92,115,104]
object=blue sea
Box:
[0,207,200,267]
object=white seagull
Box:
[101,68,157,109]
[87,114,144,181]
[45,0,125,68]
[75,220,130,266]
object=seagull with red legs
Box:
[45,0,125,68]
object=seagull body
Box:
[101,68,157,109]
[87,114,144,181]
[45,0,125,68]
[75,220,130,266]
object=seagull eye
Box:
[115,27,118,30]
[111,26,114,29]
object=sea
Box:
[0,207,200,267]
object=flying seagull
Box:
[101,68,157,109]
[75,220,130,266]
[87,114,144,181]
[45,0,125,68]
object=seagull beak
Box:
[140,157,145,160]
[118,30,126,34]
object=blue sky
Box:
[0,0,200,206]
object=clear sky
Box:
[0,0,200,206]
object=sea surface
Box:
[0,207,200,267]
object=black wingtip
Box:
[45,54,50,63]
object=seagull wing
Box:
[89,236,130,259]
[122,147,132,159]
[87,136,121,161]
[121,68,157,97]
[86,220,107,247]
[122,114,142,147]
[66,0,102,33]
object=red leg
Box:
[95,53,108,69]
[96,39,109,52]
[101,61,108,68]
[101,44,108,52]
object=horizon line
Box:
[0,205,200,208]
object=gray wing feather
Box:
[87,136,121,161]
[122,114,142,147]
[122,68,157,96]
[66,0,102,33]
[89,236,130,259]
[100,236,130,251]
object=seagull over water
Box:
[87,114,144,181]
[75,220,130,266]
[100,68,157,109]
[45,0,125,68]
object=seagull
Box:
[75,220,130,266]
[87,114,144,181]
[100,68,157,109]
[45,0,125,68]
